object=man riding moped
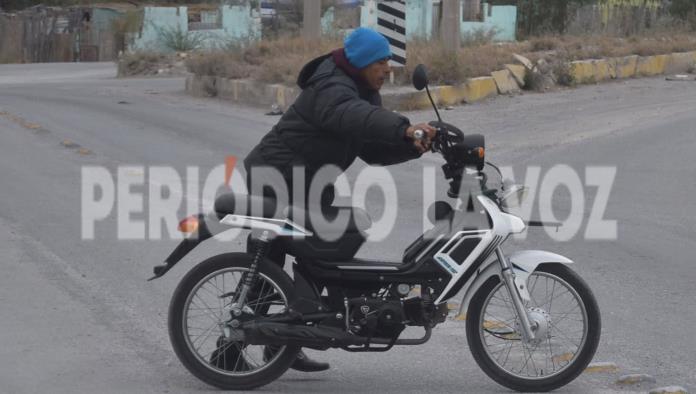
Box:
[235,27,437,372]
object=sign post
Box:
[376,0,407,68]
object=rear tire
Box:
[466,263,601,392]
[168,253,301,390]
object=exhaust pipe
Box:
[243,322,367,349]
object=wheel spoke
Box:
[182,266,290,377]
[478,270,589,380]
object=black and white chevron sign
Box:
[377,0,407,67]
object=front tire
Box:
[168,253,301,390]
[466,263,601,392]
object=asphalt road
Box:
[1,62,695,394]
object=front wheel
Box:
[466,263,601,392]
[168,253,301,390]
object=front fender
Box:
[508,250,573,272]
[456,250,573,317]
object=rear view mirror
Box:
[412,64,429,91]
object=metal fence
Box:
[0,6,122,63]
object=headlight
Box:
[499,185,528,208]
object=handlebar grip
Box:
[413,129,425,141]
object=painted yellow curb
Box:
[571,60,595,84]
[612,55,638,79]
[390,77,498,110]
[655,54,671,73]
[637,55,669,76]
[572,59,613,84]
[438,85,467,106]
[462,77,498,103]
[594,59,613,81]
[397,90,434,111]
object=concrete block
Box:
[505,64,526,87]
[612,55,638,79]
[655,54,671,74]
[637,55,669,76]
[667,52,695,74]
[279,86,299,109]
[216,78,236,100]
[462,77,498,103]
[491,69,520,94]
[186,75,217,97]
[571,60,596,84]
[593,59,612,81]
[382,90,432,111]
[437,85,467,106]
[512,53,534,71]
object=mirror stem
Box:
[424,84,442,123]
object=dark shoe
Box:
[290,350,330,372]
[210,336,252,371]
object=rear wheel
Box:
[168,253,300,390]
[466,263,601,392]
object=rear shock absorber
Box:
[231,230,270,316]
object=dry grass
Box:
[527,33,696,61]
[401,32,696,88]
[186,35,342,85]
[116,51,189,77]
[182,32,696,86]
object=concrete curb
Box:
[185,50,696,111]
[186,76,301,109]
[571,51,696,83]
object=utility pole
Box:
[441,0,461,52]
[302,0,322,39]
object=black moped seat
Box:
[214,193,278,219]
[285,205,372,234]
[213,193,371,234]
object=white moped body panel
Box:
[454,249,574,316]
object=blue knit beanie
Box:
[344,27,391,69]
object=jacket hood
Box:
[296,52,333,89]
[296,49,371,90]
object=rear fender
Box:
[456,250,573,317]
[148,213,229,280]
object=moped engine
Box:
[347,297,405,339]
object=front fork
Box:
[495,247,536,342]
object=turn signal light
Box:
[178,216,199,233]
[476,147,485,158]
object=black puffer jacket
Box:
[244,52,420,196]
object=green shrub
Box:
[155,25,206,52]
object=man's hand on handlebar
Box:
[406,123,437,153]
